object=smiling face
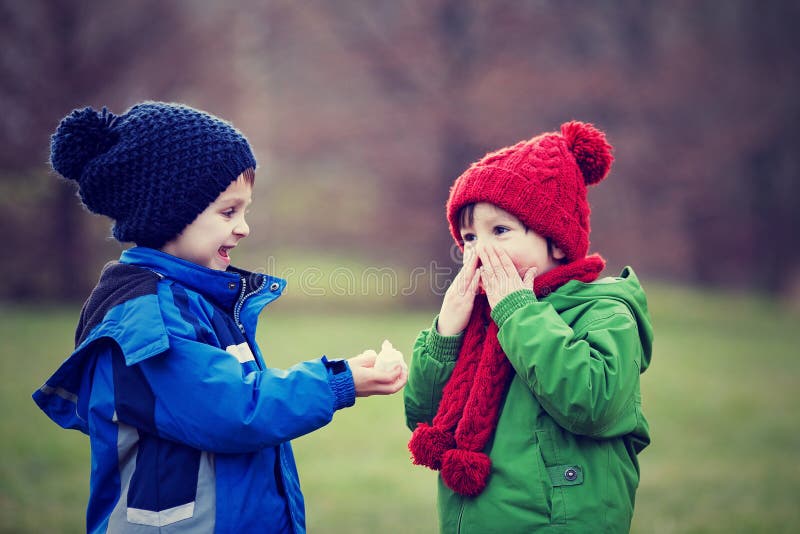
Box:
[459,202,565,277]
[160,174,253,270]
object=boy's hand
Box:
[478,244,536,309]
[437,245,481,336]
[348,349,408,397]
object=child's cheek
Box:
[506,253,529,278]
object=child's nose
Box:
[235,218,249,237]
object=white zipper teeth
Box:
[233,277,247,329]
[234,275,266,329]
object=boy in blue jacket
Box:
[33,102,407,533]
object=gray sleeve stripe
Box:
[39,385,78,404]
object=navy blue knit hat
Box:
[50,101,257,248]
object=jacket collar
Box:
[119,247,286,312]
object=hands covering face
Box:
[477,244,536,309]
[437,244,536,336]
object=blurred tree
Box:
[649,0,800,291]
[1,0,798,301]
[310,0,487,270]
[250,0,800,294]
[250,0,614,273]
[0,0,242,300]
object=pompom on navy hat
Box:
[50,101,256,249]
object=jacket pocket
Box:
[113,430,216,530]
[535,430,584,524]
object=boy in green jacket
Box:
[404,121,653,533]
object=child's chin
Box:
[210,257,230,270]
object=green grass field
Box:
[2,283,798,533]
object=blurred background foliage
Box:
[1,0,798,303]
[2,2,800,533]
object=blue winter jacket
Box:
[33,247,356,533]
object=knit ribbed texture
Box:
[446,121,613,262]
[489,289,538,328]
[427,317,465,361]
[50,102,257,249]
[330,361,356,410]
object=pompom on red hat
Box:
[446,121,613,260]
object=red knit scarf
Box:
[408,255,606,497]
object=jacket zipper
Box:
[234,273,295,529]
[233,274,266,335]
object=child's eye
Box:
[222,208,236,218]
[461,233,476,243]
[494,226,510,235]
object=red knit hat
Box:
[409,121,612,497]
[446,121,613,260]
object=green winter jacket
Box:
[404,267,653,534]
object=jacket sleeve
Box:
[110,320,355,455]
[492,290,644,439]
[403,316,463,431]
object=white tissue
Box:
[373,339,407,372]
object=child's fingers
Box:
[347,358,408,397]
[467,265,481,294]
[372,365,407,391]
[461,251,481,292]
[482,245,503,280]
[463,243,478,265]
[452,246,479,296]
[461,245,479,278]
[384,365,409,392]
[478,265,494,293]
[476,246,492,277]
[393,366,409,391]
[456,246,477,276]
[349,349,378,367]
[523,267,537,288]
[495,246,518,278]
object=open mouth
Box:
[218,246,233,259]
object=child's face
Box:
[460,202,565,278]
[160,176,252,270]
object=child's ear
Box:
[552,245,566,261]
